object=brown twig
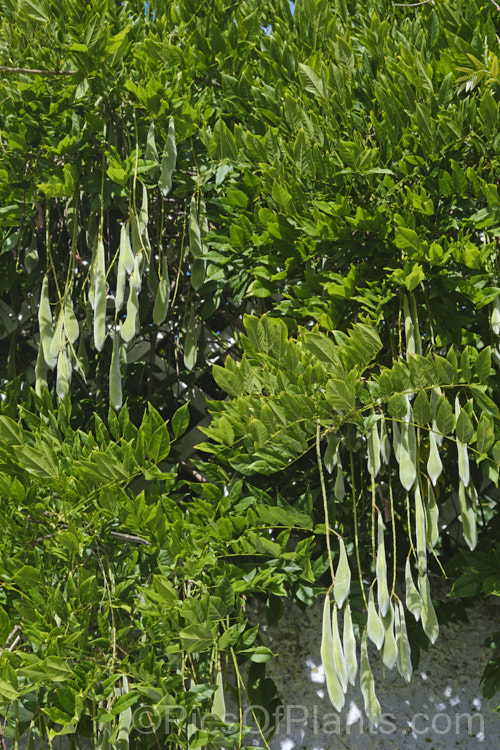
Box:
[392,0,433,5]
[109,531,151,545]
[0,625,21,661]
[0,66,76,76]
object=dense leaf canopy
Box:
[1,0,500,746]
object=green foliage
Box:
[2,0,500,741]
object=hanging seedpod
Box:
[395,602,413,683]
[399,401,417,491]
[120,222,135,274]
[131,253,142,293]
[109,330,122,411]
[425,481,439,549]
[418,574,439,644]
[35,341,47,396]
[38,276,57,368]
[77,334,89,378]
[408,293,422,355]
[64,296,79,344]
[333,538,350,608]
[153,257,170,325]
[49,311,64,362]
[491,296,500,336]
[380,419,391,464]
[360,633,381,727]
[93,239,107,351]
[414,483,427,576]
[457,441,470,488]
[56,347,72,399]
[403,295,415,358]
[183,305,197,372]
[332,605,348,693]
[381,602,398,670]
[212,667,226,721]
[392,418,401,464]
[115,253,127,312]
[367,587,384,650]
[191,257,206,291]
[367,414,381,478]
[427,429,442,486]
[139,183,149,236]
[334,457,345,501]
[145,121,159,179]
[405,558,422,621]
[343,603,358,686]
[130,211,143,256]
[431,387,444,447]
[159,118,177,197]
[324,433,338,474]
[120,285,139,344]
[189,195,203,259]
[458,481,477,550]
[321,593,345,711]
[376,513,390,617]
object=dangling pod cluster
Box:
[36,119,180,408]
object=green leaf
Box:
[476,414,494,455]
[387,393,407,419]
[325,379,355,412]
[395,227,421,255]
[435,397,454,436]
[180,624,215,653]
[456,409,473,444]
[412,390,431,425]
[212,363,242,397]
[475,347,492,383]
[172,402,190,439]
[148,423,171,463]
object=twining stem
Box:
[349,448,368,609]
[316,421,335,585]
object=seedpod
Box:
[414,484,427,576]
[458,481,477,551]
[425,481,439,549]
[376,513,390,617]
[212,668,226,721]
[183,306,197,372]
[367,587,384,650]
[109,331,122,410]
[381,602,398,670]
[64,296,79,344]
[38,275,56,368]
[35,342,47,396]
[93,239,107,351]
[343,603,358,686]
[399,401,417,491]
[321,593,345,711]
[333,538,350,608]
[427,429,442,486]
[395,602,413,683]
[332,605,348,693]
[360,633,381,727]
[405,558,422,621]
[418,573,439,644]
[153,257,170,325]
[334,457,345,501]
[120,285,139,344]
[159,118,177,197]
[491,296,500,336]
